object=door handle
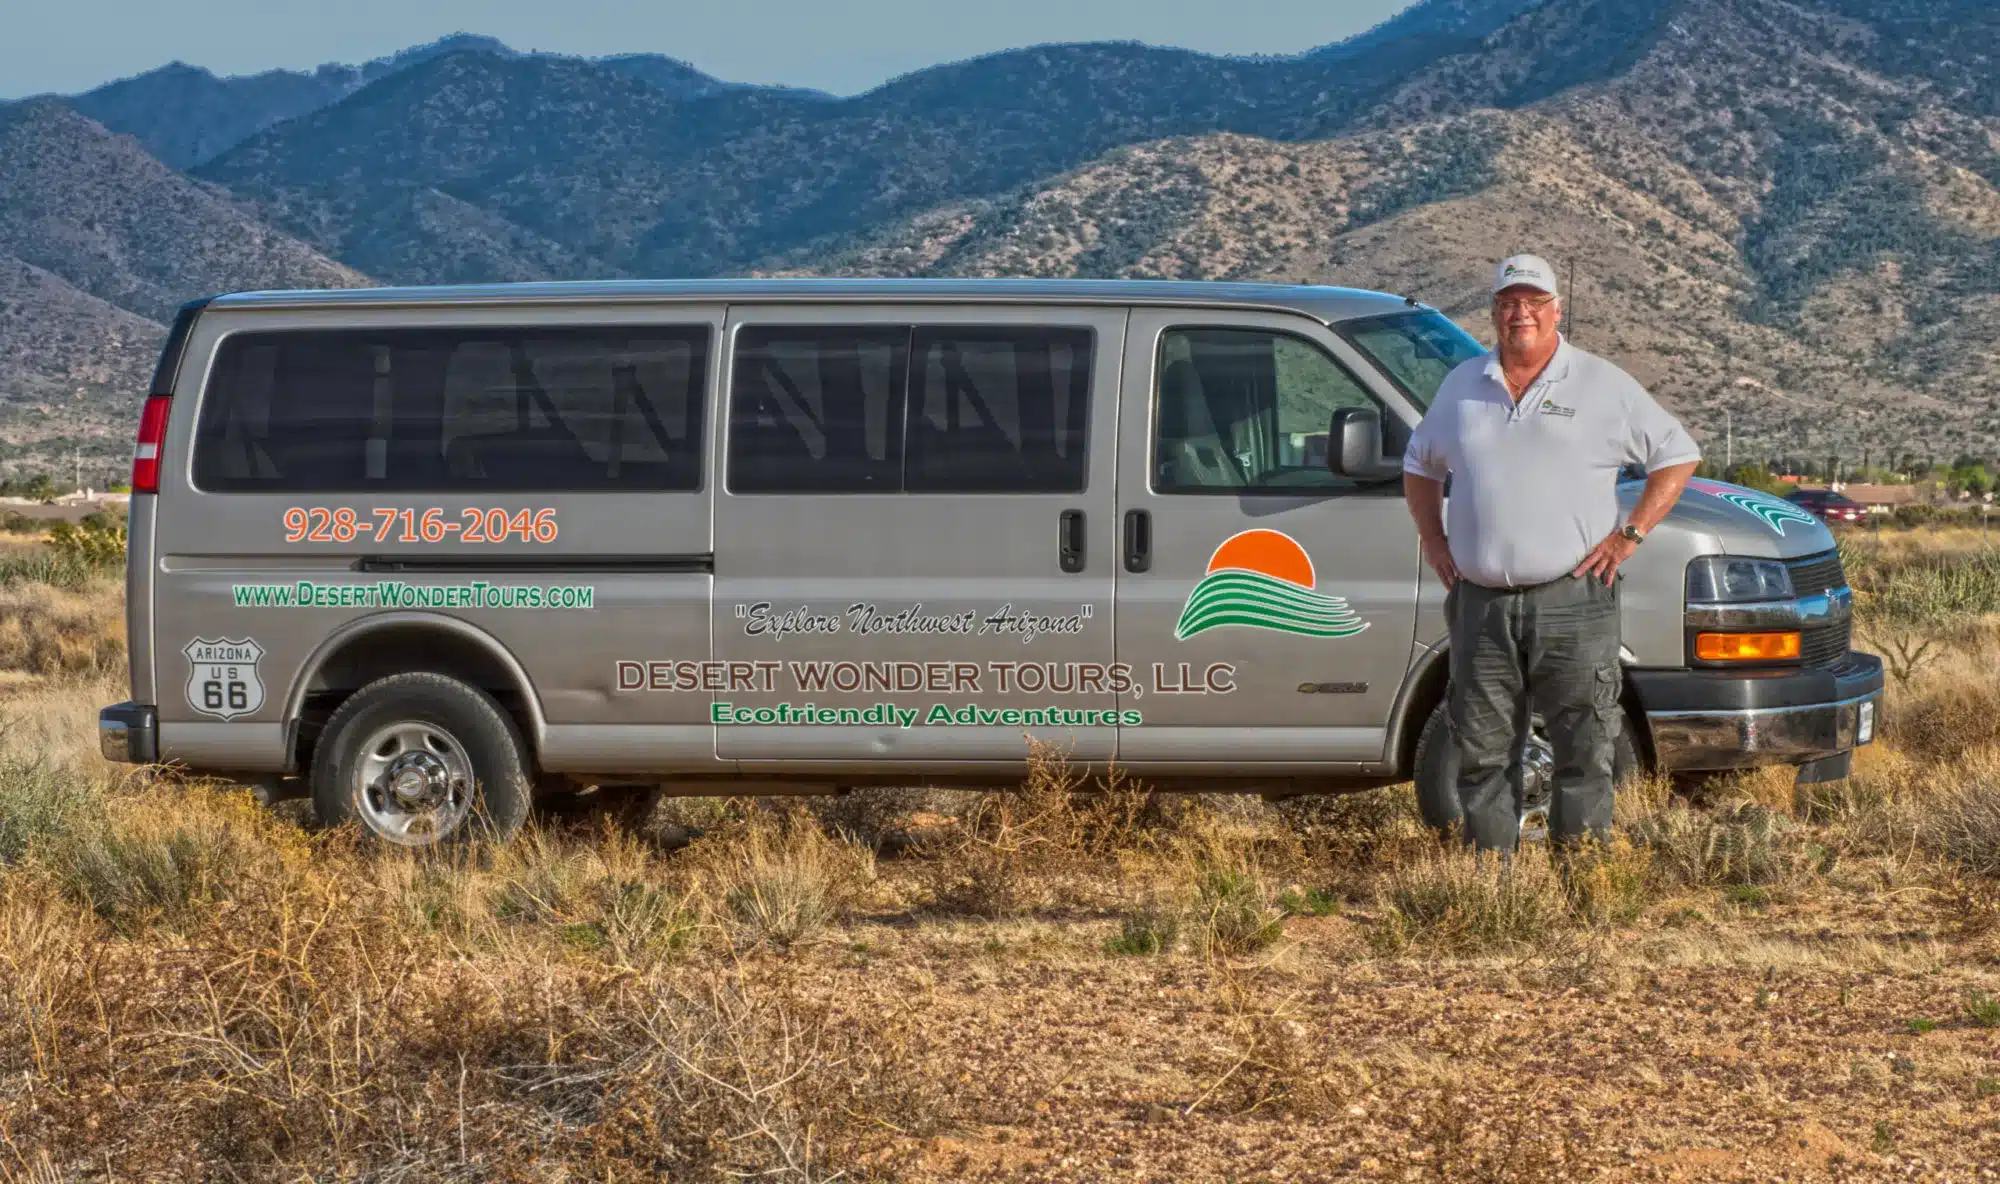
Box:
[1124,509,1151,573]
[1058,509,1085,573]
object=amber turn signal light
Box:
[1695,631,1801,662]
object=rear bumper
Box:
[98,701,158,764]
[1630,653,1884,772]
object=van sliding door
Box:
[711,304,1125,769]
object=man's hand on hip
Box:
[1422,534,1458,588]
[1573,531,1639,584]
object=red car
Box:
[1785,489,1866,525]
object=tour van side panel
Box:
[705,302,1125,768]
[1112,308,1424,768]
[150,303,724,773]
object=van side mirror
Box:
[1328,406,1404,481]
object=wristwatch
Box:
[1620,523,1646,544]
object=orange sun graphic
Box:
[1205,529,1315,589]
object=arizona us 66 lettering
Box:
[282,507,559,544]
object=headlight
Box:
[1686,556,1793,603]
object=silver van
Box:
[99,280,1884,845]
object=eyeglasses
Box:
[1494,294,1558,313]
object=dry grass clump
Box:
[919,743,1149,917]
[0,754,106,864]
[1187,864,1289,957]
[1373,846,1570,953]
[0,576,123,676]
[1275,785,1436,877]
[1883,649,2000,761]
[1187,978,1348,1119]
[681,806,877,947]
[37,780,295,933]
[1921,772,2000,877]
[576,971,951,1179]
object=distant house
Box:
[1835,483,1923,511]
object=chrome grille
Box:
[1787,549,1851,669]
[1799,620,1851,667]
[1785,550,1846,600]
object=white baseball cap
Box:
[1494,254,1560,297]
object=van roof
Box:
[205,278,1426,324]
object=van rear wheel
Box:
[311,673,531,847]
[1410,696,1639,836]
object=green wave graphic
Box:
[1175,570,1371,640]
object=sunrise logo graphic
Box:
[1173,529,1370,641]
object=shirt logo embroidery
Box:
[1541,401,1577,418]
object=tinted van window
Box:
[906,327,1092,493]
[1155,328,1400,494]
[728,327,908,493]
[192,327,708,492]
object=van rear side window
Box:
[191,327,709,492]
[727,324,1094,494]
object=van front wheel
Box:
[1410,696,1639,836]
[311,673,531,847]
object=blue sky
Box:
[5,0,1417,99]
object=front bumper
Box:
[1629,653,1884,773]
[99,701,158,764]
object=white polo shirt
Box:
[1403,336,1700,588]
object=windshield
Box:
[1338,310,1488,411]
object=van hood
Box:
[1619,477,1835,559]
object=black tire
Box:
[311,672,531,847]
[1409,694,1641,836]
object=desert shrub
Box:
[600,879,699,965]
[0,577,124,675]
[802,784,940,853]
[1275,786,1432,873]
[920,744,1148,917]
[45,517,126,568]
[1106,896,1180,956]
[41,787,274,931]
[1189,981,1345,1119]
[583,972,952,1177]
[0,756,107,864]
[1922,775,2000,877]
[1626,800,1814,887]
[1889,671,2000,762]
[1188,864,1287,957]
[686,806,875,947]
[1890,503,1942,529]
[488,826,616,924]
[1373,846,1568,953]
[1554,840,1654,925]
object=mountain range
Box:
[2,0,1997,482]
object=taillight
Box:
[132,395,171,494]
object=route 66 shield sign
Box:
[184,638,266,721]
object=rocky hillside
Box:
[0,99,366,470]
[4,0,1999,475]
[773,0,2000,461]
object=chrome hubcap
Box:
[354,722,474,846]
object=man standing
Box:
[1403,255,1700,850]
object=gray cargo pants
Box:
[1447,573,1623,851]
